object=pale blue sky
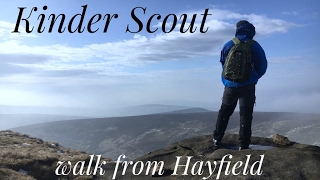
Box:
[0,0,319,115]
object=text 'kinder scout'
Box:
[55,154,265,179]
[11,5,211,34]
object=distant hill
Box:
[0,114,88,130]
[0,104,104,117]
[106,104,195,117]
[0,104,206,131]
[12,111,320,160]
[0,104,203,118]
[162,108,211,114]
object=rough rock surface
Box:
[0,130,112,180]
[1,131,320,180]
[112,134,320,180]
[273,133,292,146]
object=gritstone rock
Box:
[273,134,292,146]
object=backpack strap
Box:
[247,39,256,46]
[232,37,255,46]
[232,37,241,44]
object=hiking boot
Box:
[213,139,221,147]
[239,146,249,150]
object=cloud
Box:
[0,54,51,75]
[268,55,317,66]
[0,8,298,71]
[0,20,37,40]
[0,65,221,110]
[0,53,50,64]
[262,91,320,114]
[265,55,319,79]
[0,8,300,81]
[0,7,304,110]
[177,8,299,35]
[282,11,299,16]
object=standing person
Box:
[213,20,267,150]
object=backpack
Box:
[222,37,255,82]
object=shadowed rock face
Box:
[110,134,320,180]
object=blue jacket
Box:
[220,22,267,87]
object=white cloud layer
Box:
[1,7,314,114]
[1,9,297,72]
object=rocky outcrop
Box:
[273,133,293,146]
[1,131,319,180]
[111,134,320,180]
[0,130,112,180]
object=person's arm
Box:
[220,40,234,66]
[253,42,267,79]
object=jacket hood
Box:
[235,22,256,42]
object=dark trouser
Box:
[213,84,255,147]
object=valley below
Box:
[11,110,320,160]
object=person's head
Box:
[235,20,255,39]
[236,20,250,29]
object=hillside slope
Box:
[0,114,87,130]
[12,112,320,160]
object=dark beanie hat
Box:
[236,20,250,28]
